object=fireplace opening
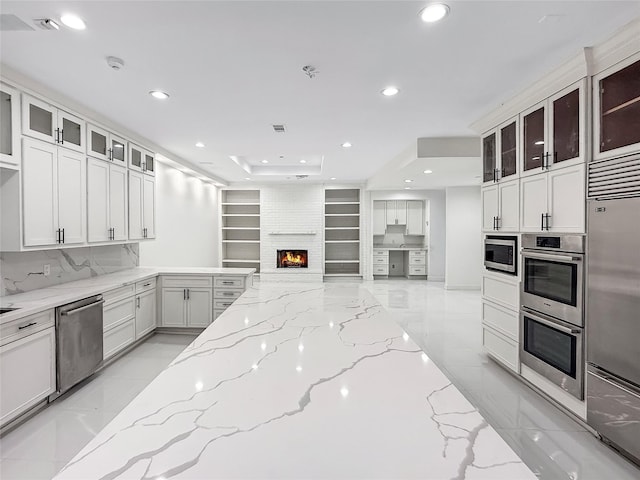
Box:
[277,250,308,268]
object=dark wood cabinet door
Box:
[523,107,545,171]
[553,89,580,163]
[483,133,496,182]
[600,59,640,153]
[500,121,517,178]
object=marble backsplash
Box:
[0,244,139,296]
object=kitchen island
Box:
[54,282,535,479]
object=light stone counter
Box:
[54,282,535,480]
[0,267,255,325]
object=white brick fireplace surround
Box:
[260,185,324,282]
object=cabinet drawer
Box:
[408,266,426,275]
[409,256,426,265]
[103,284,135,305]
[482,275,519,311]
[373,250,388,256]
[409,250,426,258]
[103,318,135,360]
[482,325,519,373]
[136,277,157,293]
[213,299,236,310]
[214,289,243,300]
[373,256,388,265]
[161,275,212,288]
[482,301,518,341]
[373,265,389,275]
[103,296,136,331]
[214,276,245,289]
[0,310,54,347]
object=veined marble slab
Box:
[54,283,535,480]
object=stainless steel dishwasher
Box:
[53,295,104,398]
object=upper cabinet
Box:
[406,200,424,235]
[594,55,640,160]
[129,143,156,176]
[0,83,20,169]
[22,95,85,154]
[483,117,519,185]
[386,200,407,225]
[521,80,586,177]
[129,171,156,240]
[87,124,127,166]
[372,200,386,235]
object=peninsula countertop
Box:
[0,267,255,324]
[54,282,535,480]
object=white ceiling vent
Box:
[0,14,35,31]
[272,124,286,133]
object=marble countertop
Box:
[373,246,427,251]
[54,282,535,480]
[0,267,255,324]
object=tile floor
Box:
[0,334,197,480]
[364,279,640,480]
[1,281,639,480]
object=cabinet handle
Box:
[494,168,500,183]
[137,297,140,308]
[222,281,234,285]
[187,289,190,300]
[183,289,186,300]
[541,213,545,231]
[108,148,113,161]
[223,292,234,296]
[18,322,37,330]
[56,228,61,243]
[60,129,64,145]
[112,227,115,240]
[143,282,151,287]
[62,228,65,243]
[544,213,551,231]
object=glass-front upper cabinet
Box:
[0,83,20,168]
[594,55,640,160]
[521,79,586,177]
[22,94,85,154]
[499,117,518,179]
[87,124,109,162]
[143,151,155,176]
[110,134,127,166]
[129,143,144,172]
[482,132,497,184]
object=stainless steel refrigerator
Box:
[586,195,640,465]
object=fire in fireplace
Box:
[277,250,308,268]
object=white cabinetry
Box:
[405,249,427,276]
[372,200,386,235]
[160,276,213,327]
[22,138,86,247]
[129,143,156,176]
[213,275,248,320]
[87,158,128,243]
[481,179,519,232]
[520,163,585,233]
[0,83,20,169]
[372,249,389,275]
[385,200,407,225]
[22,94,85,154]
[135,282,157,338]
[0,311,56,427]
[103,286,136,360]
[87,124,127,166]
[482,116,519,186]
[129,171,155,240]
[406,200,424,235]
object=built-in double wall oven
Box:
[520,234,585,399]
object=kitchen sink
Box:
[0,307,19,315]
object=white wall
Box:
[368,189,446,281]
[139,162,218,267]
[445,186,481,290]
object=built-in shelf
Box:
[603,95,640,116]
[324,188,361,278]
[221,189,261,273]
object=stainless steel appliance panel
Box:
[56,295,104,394]
[587,197,640,386]
[484,237,517,274]
[520,308,584,399]
[587,367,640,463]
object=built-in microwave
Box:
[484,236,517,275]
[521,234,585,327]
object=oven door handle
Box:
[523,251,582,263]
[526,312,581,334]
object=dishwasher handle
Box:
[60,298,104,316]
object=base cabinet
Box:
[135,289,157,337]
[160,276,213,327]
[0,327,56,426]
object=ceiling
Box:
[1,1,639,188]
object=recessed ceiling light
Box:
[404,179,413,183]
[418,4,450,23]
[60,14,86,30]
[149,90,169,100]
[381,86,399,96]
[195,142,205,148]
[245,177,250,180]
[330,177,337,180]
[261,159,269,164]
[405,187,412,190]
[300,159,306,164]
[342,142,352,148]
[423,169,433,174]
